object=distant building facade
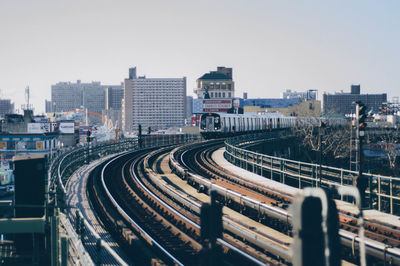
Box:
[323,85,387,115]
[51,80,122,124]
[103,87,124,128]
[245,100,321,117]
[186,96,193,119]
[194,67,234,99]
[281,89,317,101]
[122,67,186,132]
[0,99,14,117]
[45,100,52,113]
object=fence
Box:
[225,133,400,215]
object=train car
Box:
[200,112,295,139]
[199,112,347,139]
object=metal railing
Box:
[225,133,400,215]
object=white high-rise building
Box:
[122,67,186,132]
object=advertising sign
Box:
[33,117,49,123]
[28,123,51,133]
[36,141,44,150]
[0,142,6,150]
[79,126,90,136]
[59,122,75,134]
[203,99,232,112]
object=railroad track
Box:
[88,147,286,265]
[85,139,400,265]
[171,140,400,265]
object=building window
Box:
[228,92,231,97]
[211,92,214,98]
[223,92,225,98]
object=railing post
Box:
[270,158,273,179]
[378,176,381,212]
[390,178,393,215]
[298,162,301,189]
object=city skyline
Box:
[1,0,399,113]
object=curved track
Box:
[85,139,400,265]
[88,147,284,265]
[172,140,400,265]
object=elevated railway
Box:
[31,133,400,265]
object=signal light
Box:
[357,103,367,131]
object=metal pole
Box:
[51,215,59,266]
[61,236,69,266]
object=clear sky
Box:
[1,0,399,114]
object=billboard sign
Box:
[79,126,90,136]
[59,122,75,134]
[28,123,54,133]
[203,99,232,112]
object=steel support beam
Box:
[0,217,45,234]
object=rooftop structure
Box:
[194,66,234,99]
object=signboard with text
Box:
[203,99,232,112]
[59,122,75,134]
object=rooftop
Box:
[198,72,231,80]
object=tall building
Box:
[185,96,193,120]
[0,99,14,117]
[51,80,122,124]
[323,85,387,115]
[194,66,234,99]
[45,100,52,113]
[103,86,124,128]
[122,67,186,132]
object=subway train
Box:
[199,112,347,139]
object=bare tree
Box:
[292,117,351,163]
[378,127,400,175]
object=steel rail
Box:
[144,148,291,263]
[101,152,185,266]
[171,143,400,265]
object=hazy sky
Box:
[1,0,399,113]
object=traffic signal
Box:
[138,124,142,137]
[358,103,367,130]
[86,128,91,142]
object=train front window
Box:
[200,116,207,129]
[214,116,220,129]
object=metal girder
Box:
[0,217,45,233]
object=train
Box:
[199,112,347,139]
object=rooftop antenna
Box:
[21,86,33,111]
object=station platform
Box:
[212,148,400,229]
